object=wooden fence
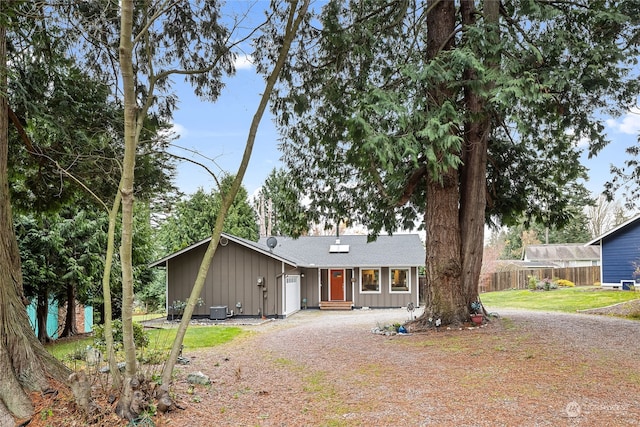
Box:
[482,266,600,293]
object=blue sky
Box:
[169,1,281,198]
[170,64,280,197]
[583,108,640,197]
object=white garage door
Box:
[284,275,301,317]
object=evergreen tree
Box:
[259,0,640,326]
[157,175,259,255]
[15,209,107,341]
[255,168,308,237]
[0,12,73,422]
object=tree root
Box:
[68,372,100,420]
[0,400,17,427]
[156,387,176,414]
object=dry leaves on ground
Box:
[26,307,640,426]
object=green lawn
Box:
[145,325,245,351]
[46,336,94,361]
[46,324,245,363]
[481,286,640,313]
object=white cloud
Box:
[565,128,590,147]
[576,135,590,148]
[234,54,254,70]
[607,107,640,135]
[605,118,618,128]
[170,122,187,137]
[158,122,186,140]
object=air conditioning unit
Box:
[209,306,227,320]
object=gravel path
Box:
[164,307,640,427]
[490,308,640,358]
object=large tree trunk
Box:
[36,288,52,343]
[459,0,487,308]
[414,0,469,328]
[423,171,466,325]
[60,282,78,338]
[412,0,500,329]
[0,24,73,424]
[459,0,500,310]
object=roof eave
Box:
[585,213,640,246]
[149,232,298,268]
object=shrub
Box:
[528,276,562,291]
[93,319,149,353]
[65,346,87,362]
[169,297,204,320]
[138,348,168,365]
[556,279,575,287]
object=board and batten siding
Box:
[319,269,328,302]
[300,268,320,308]
[601,220,640,285]
[167,240,294,318]
[352,266,419,308]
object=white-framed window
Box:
[360,268,381,293]
[389,268,411,293]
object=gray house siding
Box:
[300,268,320,308]
[320,269,329,303]
[155,233,425,317]
[345,269,354,301]
[167,240,293,318]
[352,267,418,308]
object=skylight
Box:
[329,244,350,253]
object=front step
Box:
[319,301,353,310]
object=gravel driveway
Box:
[165,307,640,426]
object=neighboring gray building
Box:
[523,244,600,268]
[151,233,425,319]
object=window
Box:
[360,268,380,293]
[390,268,410,293]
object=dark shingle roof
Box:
[523,244,599,262]
[258,234,425,268]
[151,233,425,268]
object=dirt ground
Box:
[28,304,640,427]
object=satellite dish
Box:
[266,236,278,250]
[219,237,229,246]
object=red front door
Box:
[329,269,345,301]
